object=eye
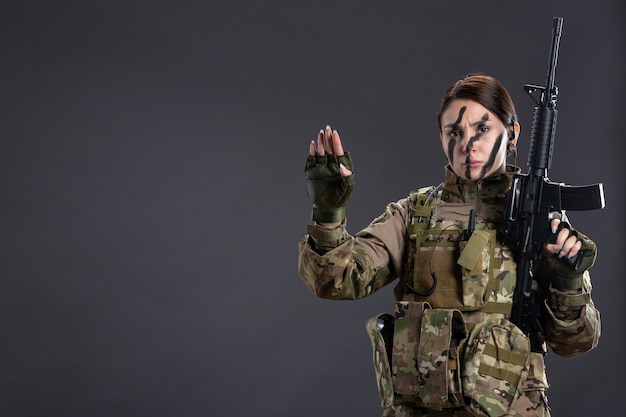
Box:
[448,130,461,138]
[478,126,489,134]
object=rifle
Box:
[499,17,605,352]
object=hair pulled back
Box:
[438,74,518,139]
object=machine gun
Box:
[499,17,605,352]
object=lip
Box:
[465,160,482,168]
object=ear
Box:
[510,122,520,145]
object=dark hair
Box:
[437,74,518,138]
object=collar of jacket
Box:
[441,164,521,206]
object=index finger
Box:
[550,218,560,234]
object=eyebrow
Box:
[444,112,490,129]
[473,113,490,126]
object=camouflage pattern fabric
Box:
[416,308,466,408]
[367,311,551,416]
[366,314,396,412]
[462,318,530,416]
[391,391,549,417]
[299,165,600,416]
[391,301,429,398]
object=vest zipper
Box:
[475,179,483,214]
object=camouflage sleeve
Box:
[297,199,411,300]
[542,271,601,358]
[537,215,601,358]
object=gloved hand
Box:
[305,126,354,223]
[541,214,597,290]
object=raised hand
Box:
[305,125,354,225]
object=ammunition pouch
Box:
[366,301,533,416]
[462,318,531,416]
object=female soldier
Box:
[297,74,600,417]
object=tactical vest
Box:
[366,185,544,416]
[396,185,516,317]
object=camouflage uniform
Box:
[298,165,600,417]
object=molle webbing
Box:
[409,190,433,232]
[403,188,512,315]
[478,358,524,388]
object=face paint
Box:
[445,106,466,165]
[448,138,456,167]
[463,113,490,179]
[479,133,504,178]
[440,99,511,180]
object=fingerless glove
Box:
[540,223,597,291]
[305,153,354,223]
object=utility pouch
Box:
[391,301,431,398]
[457,229,498,309]
[417,308,467,409]
[365,313,395,411]
[388,301,468,410]
[462,318,531,417]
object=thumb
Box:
[339,163,353,177]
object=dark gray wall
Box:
[1,1,623,416]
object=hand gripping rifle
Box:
[499,17,605,352]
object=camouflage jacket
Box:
[298,165,601,359]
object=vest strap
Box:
[478,363,522,387]
[480,301,513,315]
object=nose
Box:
[458,132,473,154]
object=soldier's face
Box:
[439,99,512,181]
